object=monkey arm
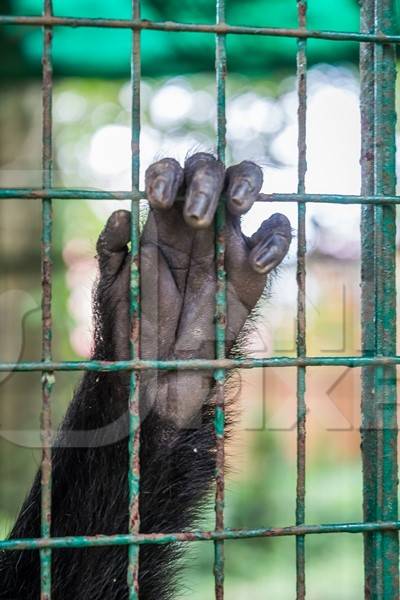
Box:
[0,154,292,600]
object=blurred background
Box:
[0,1,399,598]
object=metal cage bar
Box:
[295,1,307,598]
[4,355,400,372]
[372,0,398,595]
[40,0,54,597]
[2,519,400,552]
[2,15,400,43]
[127,0,142,597]
[214,0,227,598]
[360,1,379,595]
[0,1,399,598]
[360,0,399,597]
[2,189,400,204]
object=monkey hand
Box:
[95,153,292,426]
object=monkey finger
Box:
[183,153,225,229]
[248,213,292,274]
[249,233,289,274]
[96,209,131,275]
[145,158,184,210]
[225,160,263,216]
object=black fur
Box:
[0,270,222,600]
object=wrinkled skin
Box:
[0,154,291,599]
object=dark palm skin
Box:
[0,153,291,599]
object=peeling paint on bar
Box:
[214,2,227,597]
[372,0,399,596]
[1,15,400,44]
[360,1,379,595]
[127,1,142,597]
[360,0,399,596]
[1,355,400,372]
[295,2,307,598]
[40,1,54,597]
[3,521,400,552]
[3,189,400,204]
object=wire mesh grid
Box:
[0,0,399,598]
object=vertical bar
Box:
[296,2,307,599]
[214,1,227,598]
[373,0,398,597]
[127,1,141,598]
[361,1,398,598]
[360,1,378,596]
[40,1,54,597]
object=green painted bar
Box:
[3,188,400,204]
[295,2,307,598]
[127,0,141,597]
[372,0,399,596]
[2,15,400,43]
[3,521,400,552]
[0,189,144,200]
[1,355,400,372]
[214,1,227,597]
[360,1,380,595]
[40,1,54,597]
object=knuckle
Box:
[186,152,216,166]
[269,212,291,233]
[156,157,181,170]
[146,157,182,179]
[185,153,223,179]
[108,209,131,228]
[239,160,263,174]
[228,161,263,185]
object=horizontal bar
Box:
[1,189,400,204]
[2,520,400,551]
[1,16,400,44]
[2,355,400,372]
[0,189,142,200]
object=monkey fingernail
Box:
[148,177,173,209]
[228,180,253,215]
[251,248,277,274]
[250,235,289,274]
[184,192,212,228]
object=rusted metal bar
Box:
[1,15,400,43]
[3,189,400,204]
[360,0,399,597]
[127,1,141,597]
[1,355,400,372]
[295,2,307,598]
[1,189,400,203]
[372,0,399,596]
[3,521,400,552]
[360,1,379,596]
[213,2,227,597]
[40,1,54,597]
